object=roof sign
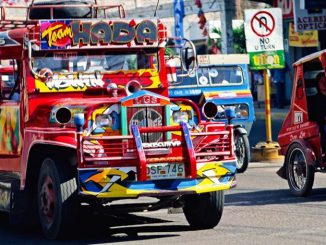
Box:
[40,19,158,50]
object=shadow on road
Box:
[0,211,191,244]
[226,187,326,207]
[75,212,191,243]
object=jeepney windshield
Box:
[177,65,243,86]
[31,50,159,74]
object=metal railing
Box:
[0,3,126,30]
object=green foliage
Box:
[165,47,176,57]
[233,24,246,54]
[208,24,246,54]
[207,27,222,53]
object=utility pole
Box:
[220,0,234,54]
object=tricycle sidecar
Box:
[278,49,326,196]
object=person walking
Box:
[270,63,290,109]
[251,70,263,101]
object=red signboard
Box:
[273,0,293,19]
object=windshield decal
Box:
[35,73,104,92]
[34,69,160,92]
[53,52,77,60]
[45,73,104,90]
[40,19,158,50]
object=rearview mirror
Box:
[181,47,195,72]
[165,37,197,77]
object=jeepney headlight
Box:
[55,107,72,125]
[215,104,249,119]
[234,104,249,118]
[173,111,189,124]
[95,114,113,128]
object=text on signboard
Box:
[41,20,158,48]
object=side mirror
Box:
[166,37,197,77]
[181,47,195,71]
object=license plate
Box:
[147,163,185,180]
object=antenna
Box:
[154,0,159,17]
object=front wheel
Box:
[285,143,315,197]
[37,157,78,239]
[234,132,250,173]
[183,191,224,229]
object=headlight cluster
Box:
[172,111,189,124]
[215,104,249,119]
[235,104,249,118]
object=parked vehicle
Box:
[169,54,255,173]
[278,49,326,197]
[0,1,237,239]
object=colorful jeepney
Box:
[0,1,237,239]
[169,54,255,173]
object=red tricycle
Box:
[278,49,326,197]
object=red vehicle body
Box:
[0,1,237,239]
[278,49,326,197]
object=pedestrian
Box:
[251,70,263,101]
[270,63,290,109]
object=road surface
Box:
[1,162,326,244]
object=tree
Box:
[208,24,246,54]
[233,24,246,54]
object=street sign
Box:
[293,0,326,32]
[288,22,319,47]
[245,8,285,70]
[250,11,275,37]
[273,0,294,19]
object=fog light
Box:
[202,101,218,120]
[55,107,72,125]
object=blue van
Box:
[169,54,255,173]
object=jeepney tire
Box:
[285,143,315,197]
[183,191,224,229]
[234,132,250,173]
[37,157,79,240]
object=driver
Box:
[313,72,326,151]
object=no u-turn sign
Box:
[251,11,275,37]
[245,8,285,70]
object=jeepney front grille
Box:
[127,106,164,143]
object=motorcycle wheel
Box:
[234,132,250,173]
[285,143,314,197]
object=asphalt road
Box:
[0,117,322,244]
[249,118,284,147]
[1,162,326,244]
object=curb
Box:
[248,161,283,168]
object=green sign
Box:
[249,50,285,70]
